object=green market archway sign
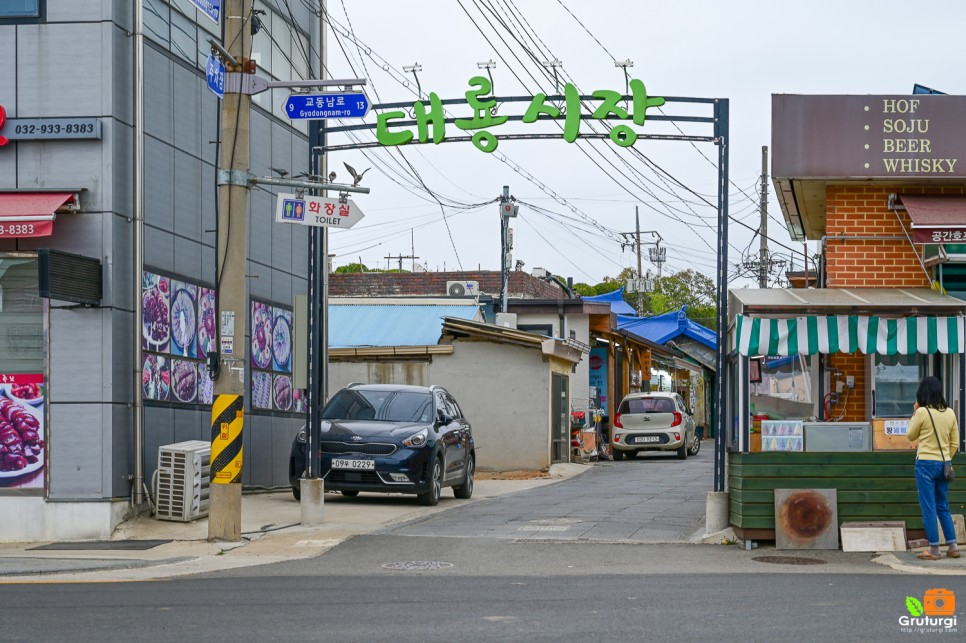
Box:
[315,77,731,492]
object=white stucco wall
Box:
[515,312,590,412]
[433,342,551,472]
[327,342,554,471]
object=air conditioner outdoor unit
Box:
[156,440,211,522]
[446,280,480,296]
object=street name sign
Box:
[190,0,220,24]
[274,193,366,229]
[206,54,225,100]
[284,93,370,120]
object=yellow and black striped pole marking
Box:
[211,394,244,484]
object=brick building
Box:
[329,270,571,300]
[724,93,966,542]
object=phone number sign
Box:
[0,221,52,239]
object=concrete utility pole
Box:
[384,254,418,271]
[634,206,643,316]
[759,145,769,288]
[499,186,516,313]
[209,0,252,542]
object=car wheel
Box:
[676,442,688,460]
[292,486,301,501]
[417,457,442,506]
[454,456,474,499]
[341,490,360,497]
[688,434,701,456]
[612,448,624,461]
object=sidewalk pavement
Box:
[0,465,587,583]
[1,462,963,581]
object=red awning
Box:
[0,192,76,238]
[899,194,966,244]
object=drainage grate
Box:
[752,555,827,566]
[382,561,454,571]
[29,540,172,551]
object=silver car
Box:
[611,392,700,460]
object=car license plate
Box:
[331,458,375,470]
[634,436,660,443]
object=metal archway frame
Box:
[313,93,730,492]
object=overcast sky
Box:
[311,0,965,287]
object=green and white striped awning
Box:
[735,315,966,356]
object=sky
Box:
[309,0,966,287]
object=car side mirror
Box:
[436,411,453,427]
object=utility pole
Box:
[759,145,769,288]
[209,0,252,542]
[498,186,516,313]
[634,206,643,316]
[384,254,418,271]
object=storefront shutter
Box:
[734,315,965,356]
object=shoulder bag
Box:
[926,408,956,482]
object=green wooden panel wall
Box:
[728,452,966,530]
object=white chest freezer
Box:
[804,422,873,452]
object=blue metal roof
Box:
[582,286,636,315]
[329,305,480,348]
[616,306,717,350]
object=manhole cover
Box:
[529,518,583,525]
[752,555,827,566]
[381,561,454,571]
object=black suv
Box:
[289,384,475,506]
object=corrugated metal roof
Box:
[329,305,481,348]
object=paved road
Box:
[382,448,712,542]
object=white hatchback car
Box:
[611,392,699,460]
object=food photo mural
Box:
[197,287,216,358]
[272,308,293,372]
[0,374,46,490]
[141,270,215,407]
[170,359,198,404]
[142,354,170,402]
[142,272,170,353]
[251,370,273,410]
[250,301,306,413]
[170,281,198,358]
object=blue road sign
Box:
[190,0,220,25]
[284,93,370,120]
[206,54,225,99]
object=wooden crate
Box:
[872,418,917,451]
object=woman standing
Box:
[907,376,960,560]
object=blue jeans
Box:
[915,459,956,546]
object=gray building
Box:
[0,1,318,541]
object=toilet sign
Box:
[274,193,365,229]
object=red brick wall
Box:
[329,270,571,299]
[824,184,966,420]
[826,353,866,422]
[825,185,966,288]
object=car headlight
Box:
[296,427,307,443]
[402,427,429,447]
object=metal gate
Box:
[551,373,569,463]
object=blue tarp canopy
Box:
[582,286,636,315]
[329,305,480,348]
[616,306,716,350]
